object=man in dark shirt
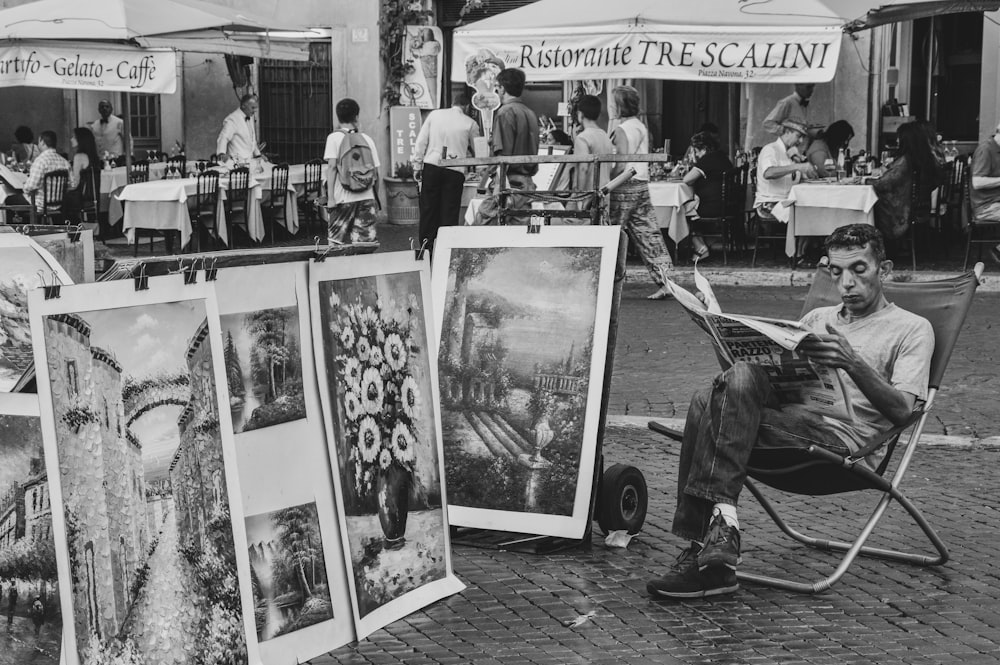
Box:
[969,120,1000,263]
[492,67,540,191]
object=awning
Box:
[452,0,1000,84]
[846,1,1000,30]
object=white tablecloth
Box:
[0,164,27,191]
[781,182,877,257]
[648,180,696,243]
[117,176,266,249]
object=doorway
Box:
[659,81,740,158]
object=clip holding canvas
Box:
[313,236,332,262]
[204,258,218,282]
[134,264,149,291]
[68,224,83,243]
[39,270,61,299]
[411,237,429,261]
[527,221,542,234]
[183,259,199,285]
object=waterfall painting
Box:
[213,261,355,664]
[431,226,620,539]
[310,252,464,640]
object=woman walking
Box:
[609,85,674,300]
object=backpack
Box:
[336,130,376,192]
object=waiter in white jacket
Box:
[216,93,261,162]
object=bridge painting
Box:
[438,246,603,519]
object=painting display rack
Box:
[448,230,631,554]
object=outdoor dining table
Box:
[648,179,696,244]
[0,163,28,198]
[780,180,878,257]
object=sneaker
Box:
[646,543,739,599]
[698,513,742,571]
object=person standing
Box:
[6,581,17,628]
[30,596,44,636]
[492,67,540,191]
[762,84,815,136]
[216,93,261,162]
[608,84,675,300]
[323,98,380,245]
[413,93,480,251]
[572,94,614,193]
[88,99,125,157]
[969,119,1000,263]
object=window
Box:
[259,43,332,164]
[127,93,162,156]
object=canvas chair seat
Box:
[648,259,984,593]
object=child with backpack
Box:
[323,98,381,245]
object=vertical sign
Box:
[389,106,423,175]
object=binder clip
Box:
[67,224,83,243]
[133,264,149,292]
[39,271,61,300]
[411,238,429,261]
[527,220,542,234]
[204,258,218,282]
[313,236,332,262]
[183,259,198,285]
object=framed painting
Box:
[310,251,464,640]
[431,226,621,539]
[28,276,261,665]
[0,234,73,392]
[213,261,355,663]
[0,392,64,665]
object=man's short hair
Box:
[14,126,33,144]
[453,91,470,108]
[824,224,886,264]
[496,68,526,97]
[336,98,360,124]
[240,93,258,105]
[576,94,601,121]
[38,131,57,149]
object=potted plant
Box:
[383,162,420,225]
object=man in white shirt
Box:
[323,98,380,244]
[754,119,817,262]
[89,99,125,156]
[412,92,480,250]
[762,84,815,136]
[216,94,261,162]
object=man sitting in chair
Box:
[647,224,934,599]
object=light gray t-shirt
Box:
[798,302,934,464]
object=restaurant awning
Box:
[451,0,1000,84]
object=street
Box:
[2,613,60,665]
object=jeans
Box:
[671,362,850,541]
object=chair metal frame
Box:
[649,260,984,593]
[262,162,290,244]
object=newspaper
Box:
[664,269,855,423]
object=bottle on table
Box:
[836,148,846,182]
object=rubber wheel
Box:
[596,464,647,536]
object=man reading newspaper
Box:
[647,224,934,600]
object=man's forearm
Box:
[972,175,1000,191]
[845,361,915,426]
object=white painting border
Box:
[28,229,96,284]
[309,251,465,641]
[28,275,262,665]
[213,261,355,662]
[430,225,621,539]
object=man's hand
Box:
[796,323,860,370]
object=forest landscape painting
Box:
[436,243,610,532]
[221,307,306,434]
[37,296,251,665]
[0,399,62,665]
[316,269,451,621]
[246,502,333,642]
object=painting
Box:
[431,226,620,539]
[310,251,464,640]
[30,230,96,284]
[0,234,73,391]
[28,277,259,665]
[246,503,333,640]
[0,393,62,665]
[221,307,306,433]
[213,261,355,664]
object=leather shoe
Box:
[989,245,1000,265]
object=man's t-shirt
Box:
[970,138,1000,213]
[573,126,614,189]
[798,302,934,465]
[323,130,381,206]
[692,150,734,218]
[493,98,539,176]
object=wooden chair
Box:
[128,160,149,184]
[165,155,187,179]
[225,166,252,246]
[262,162,289,244]
[189,171,220,252]
[649,260,984,593]
[933,156,968,240]
[747,208,791,268]
[300,158,325,236]
[77,165,100,228]
[688,167,746,265]
[0,169,68,225]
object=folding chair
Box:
[649,260,984,593]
